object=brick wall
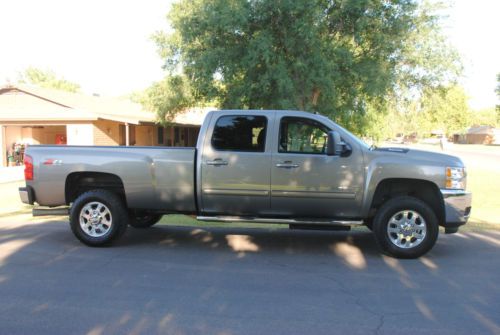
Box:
[135,125,154,146]
[93,120,121,146]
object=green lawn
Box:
[465,166,500,229]
[0,181,30,217]
[406,142,500,230]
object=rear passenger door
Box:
[200,113,273,216]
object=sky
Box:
[443,0,500,109]
[0,0,172,97]
[0,0,498,109]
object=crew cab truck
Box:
[19,110,471,258]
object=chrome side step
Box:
[33,207,70,216]
[196,216,363,226]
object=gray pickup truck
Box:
[19,110,471,258]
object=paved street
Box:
[0,215,499,335]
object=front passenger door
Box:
[270,116,363,218]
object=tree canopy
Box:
[496,73,500,110]
[148,0,462,135]
[137,75,194,122]
[496,73,500,99]
[19,67,80,93]
[418,85,470,134]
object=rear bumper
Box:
[440,189,471,230]
[19,186,35,205]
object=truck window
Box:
[279,117,329,154]
[211,115,267,152]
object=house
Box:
[0,84,214,167]
[465,125,500,145]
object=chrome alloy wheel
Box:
[386,210,427,249]
[79,201,113,237]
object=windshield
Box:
[317,114,371,150]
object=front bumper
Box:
[19,186,35,205]
[440,189,471,231]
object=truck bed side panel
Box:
[27,146,196,212]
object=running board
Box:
[196,216,363,226]
[289,224,350,231]
[33,207,70,216]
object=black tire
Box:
[373,196,438,259]
[364,218,374,231]
[70,190,128,246]
[129,214,163,229]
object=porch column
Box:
[125,123,130,146]
[170,126,174,146]
[0,125,6,167]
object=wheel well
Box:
[65,172,126,205]
[370,179,444,224]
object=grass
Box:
[464,166,500,229]
[0,181,30,216]
[407,143,500,230]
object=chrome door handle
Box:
[276,162,299,168]
[206,159,228,166]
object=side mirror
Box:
[327,131,343,156]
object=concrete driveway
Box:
[0,215,499,335]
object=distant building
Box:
[0,85,214,167]
[465,125,500,145]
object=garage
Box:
[1,85,213,167]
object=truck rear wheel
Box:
[129,214,162,228]
[70,190,128,246]
[373,196,438,258]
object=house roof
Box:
[0,85,215,126]
[171,106,214,126]
[467,125,496,135]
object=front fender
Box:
[361,153,445,217]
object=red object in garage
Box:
[55,134,67,145]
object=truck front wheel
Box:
[70,190,128,246]
[373,196,438,258]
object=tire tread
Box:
[70,189,128,246]
[373,196,439,258]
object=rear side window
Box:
[211,115,267,152]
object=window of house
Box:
[211,115,267,152]
[279,117,329,154]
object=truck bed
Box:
[26,145,197,212]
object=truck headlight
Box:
[446,167,466,189]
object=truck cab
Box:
[197,110,365,219]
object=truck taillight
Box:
[24,155,33,181]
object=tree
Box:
[136,75,195,123]
[19,67,80,93]
[149,0,461,136]
[418,85,470,135]
[363,1,463,140]
[496,73,500,101]
[496,73,500,123]
[469,107,498,127]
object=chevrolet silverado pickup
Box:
[19,110,472,258]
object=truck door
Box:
[270,116,364,218]
[200,113,273,215]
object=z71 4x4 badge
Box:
[43,159,63,165]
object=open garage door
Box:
[2,125,67,166]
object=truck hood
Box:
[374,147,465,167]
